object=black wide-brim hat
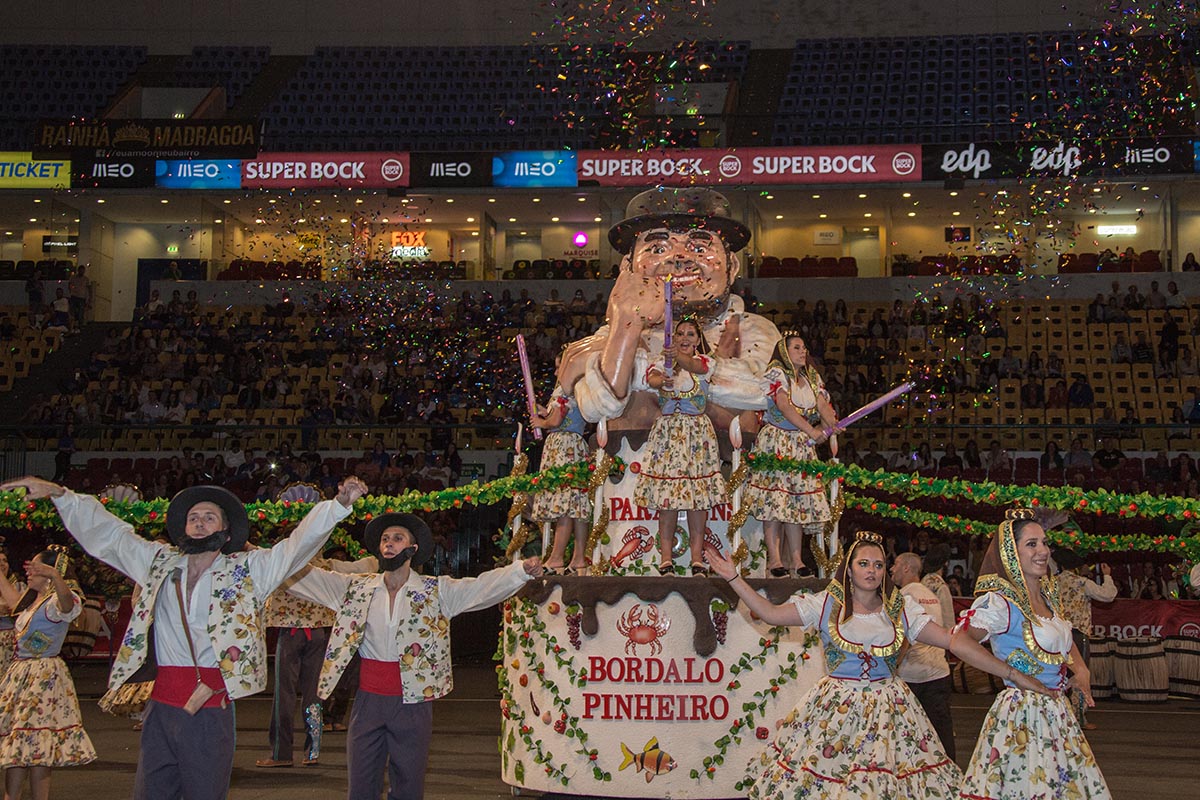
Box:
[1051,547,1088,571]
[364,513,433,568]
[166,486,250,554]
[608,187,751,255]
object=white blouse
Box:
[790,589,933,648]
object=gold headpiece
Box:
[855,530,884,546]
[45,544,70,576]
[1005,508,1038,521]
[779,329,802,340]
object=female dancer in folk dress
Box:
[0,546,25,678]
[705,531,1049,800]
[530,376,592,575]
[957,509,1112,799]
[635,318,727,575]
[0,546,96,800]
[742,333,840,577]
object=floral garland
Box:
[841,492,1200,559]
[497,597,611,788]
[7,454,1198,559]
[745,455,1200,522]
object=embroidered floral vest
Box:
[110,548,268,700]
[317,573,452,703]
[981,598,1073,691]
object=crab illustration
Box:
[615,603,671,655]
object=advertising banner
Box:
[925,139,1194,181]
[578,146,921,186]
[155,160,242,189]
[409,152,493,187]
[492,150,578,187]
[72,156,156,188]
[242,152,409,188]
[1089,599,1200,639]
[0,152,70,188]
[36,119,260,159]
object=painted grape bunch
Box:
[566,612,583,650]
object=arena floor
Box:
[51,662,1197,799]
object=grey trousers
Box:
[347,692,433,800]
[906,675,956,762]
[269,626,330,760]
[134,700,236,800]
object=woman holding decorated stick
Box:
[956,509,1111,799]
[635,318,726,575]
[705,530,1049,799]
[742,332,839,577]
[529,356,592,575]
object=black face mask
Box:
[179,530,229,554]
[378,545,417,573]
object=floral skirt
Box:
[0,628,15,678]
[634,413,726,511]
[99,679,155,718]
[0,657,96,767]
[742,425,831,525]
[529,431,593,522]
[959,688,1111,800]
[745,675,962,800]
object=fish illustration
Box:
[619,737,677,783]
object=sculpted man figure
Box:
[561,187,781,437]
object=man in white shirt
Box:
[891,552,955,760]
[0,474,368,800]
[287,512,542,800]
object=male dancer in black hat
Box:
[0,474,368,800]
[286,512,542,800]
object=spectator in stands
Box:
[1105,295,1130,323]
[1067,374,1094,408]
[1046,378,1069,408]
[846,309,866,337]
[866,309,887,340]
[1171,452,1196,485]
[1183,253,1200,271]
[1158,314,1181,370]
[938,443,963,470]
[1095,406,1120,440]
[1186,387,1200,422]
[24,268,44,313]
[1145,451,1172,484]
[996,347,1022,378]
[48,288,71,332]
[1070,438,1099,470]
[1020,375,1044,408]
[913,442,935,472]
[811,300,829,327]
[983,441,1012,475]
[1179,345,1199,378]
[1118,405,1139,435]
[52,422,75,483]
[1146,280,1166,309]
[1040,441,1064,471]
[1131,332,1154,364]
[1024,350,1044,380]
[1123,284,1145,311]
[68,265,90,331]
[138,390,167,422]
[963,439,983,469]
[1165,280,1187,308]
[1110,331,1132,363]
[1169,406,1190,441]
[859,441,887,471]
[1087,293,1106,323]
[1131,562,1163,600]
[832,299,848,326]
[1093,439,1125,471]
[888,441,914,472]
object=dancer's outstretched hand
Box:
[0,476,65,500]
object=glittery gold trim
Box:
[725,460,749,499]
[825,578,906,658]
